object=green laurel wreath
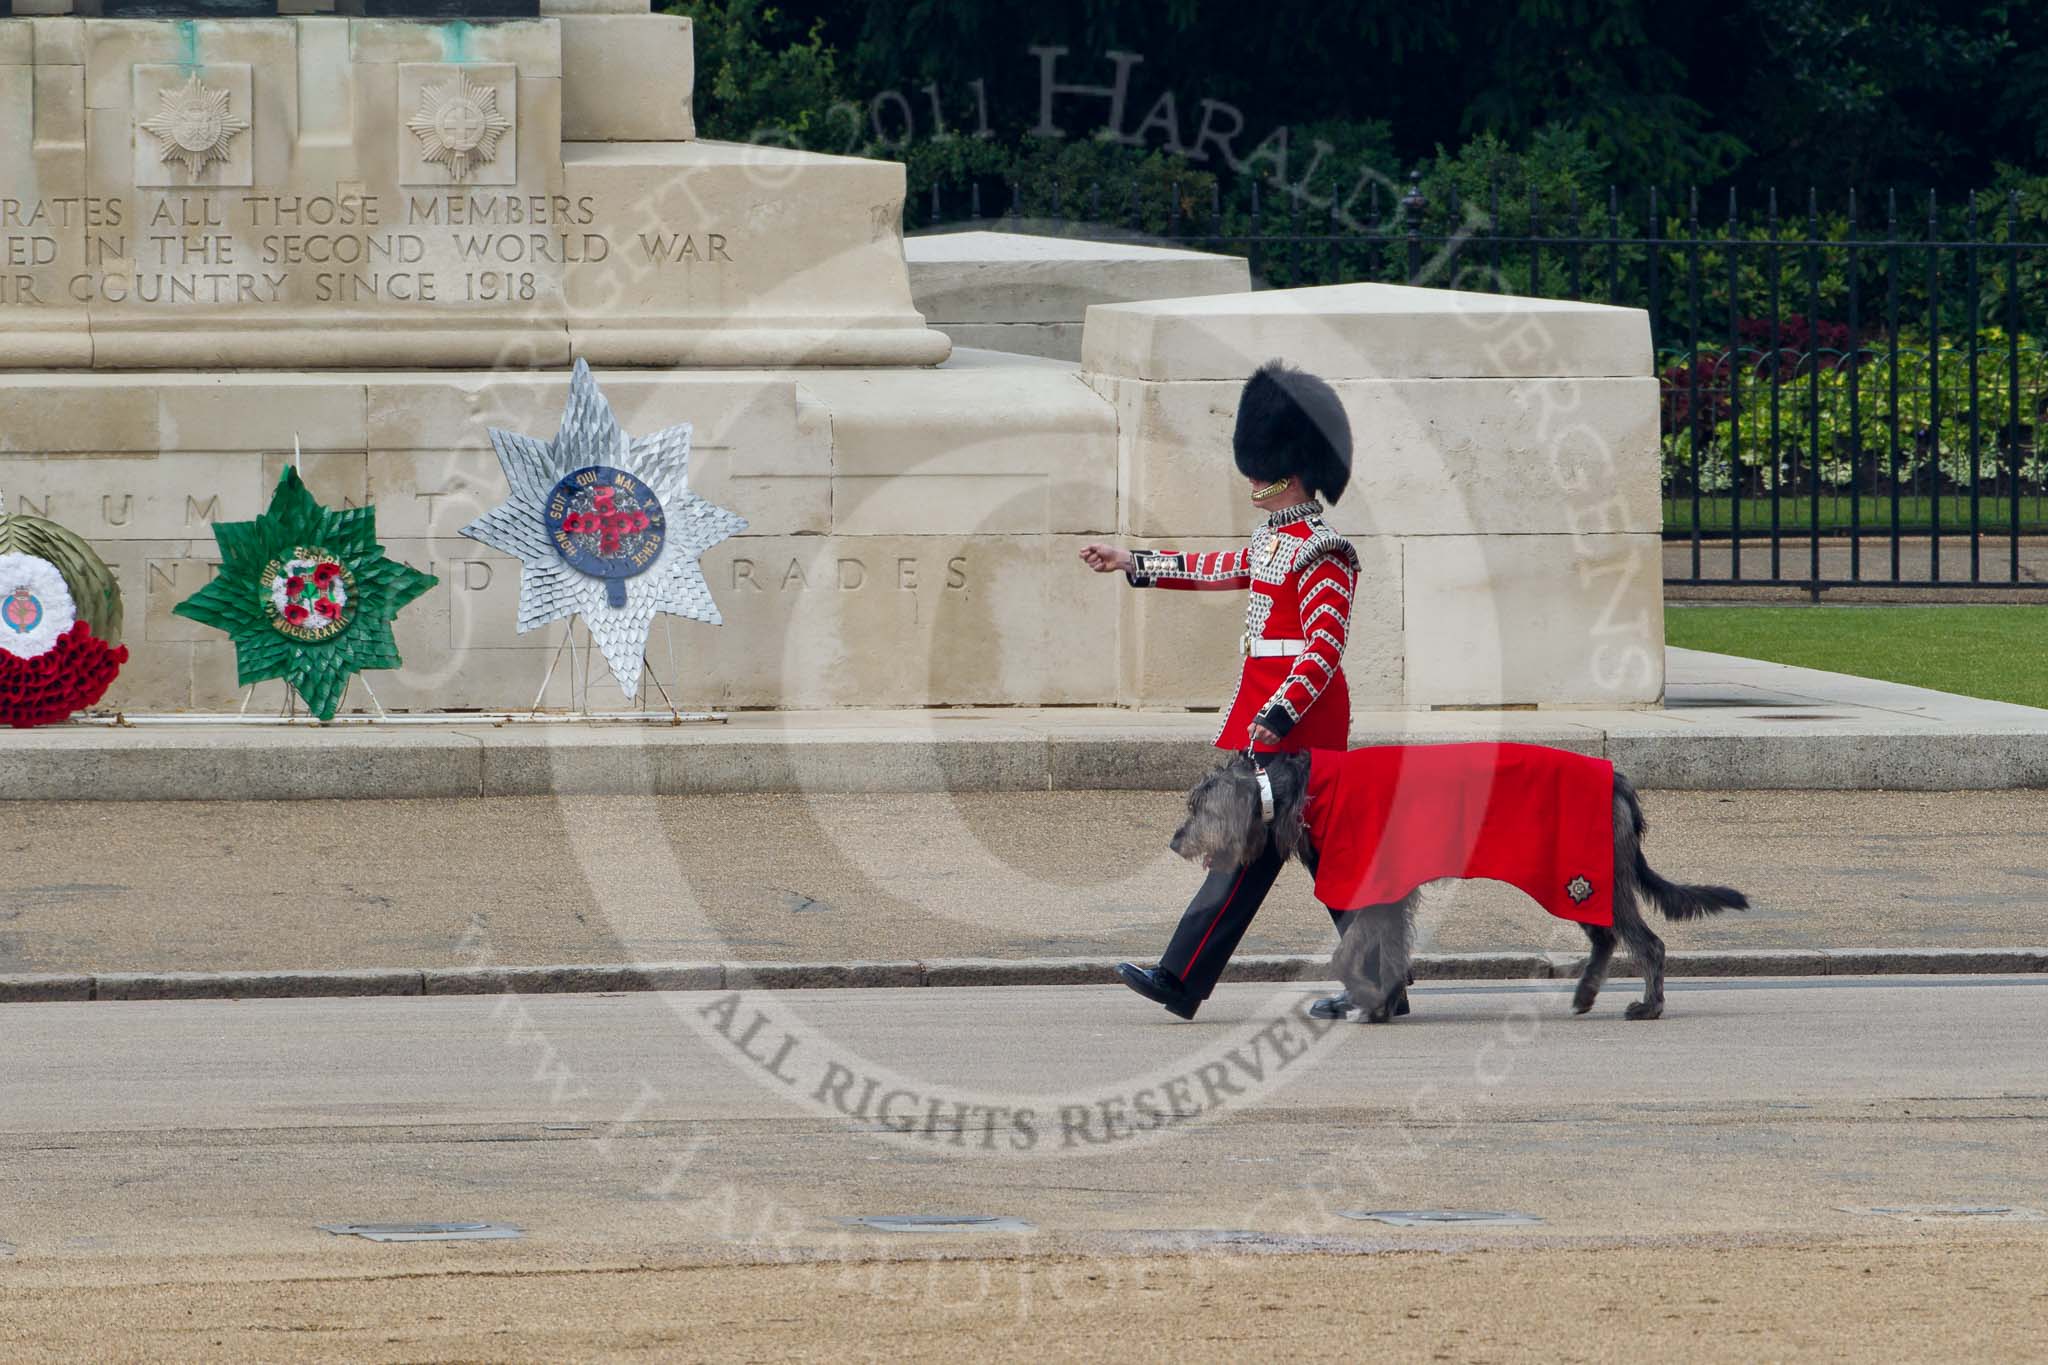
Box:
[173,467,436,722]
[0,507,122,644]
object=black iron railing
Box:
[920,176,2048,594]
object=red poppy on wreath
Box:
[261,547,356,643]
[0,621,128,728]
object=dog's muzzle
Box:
[1240,634,1306,659]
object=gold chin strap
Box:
[1250,480,1290,502]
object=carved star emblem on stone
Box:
[139,73,251,180]
[405,72,512,183]
[461,360,748,699]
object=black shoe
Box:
[1116,962,1198,1020]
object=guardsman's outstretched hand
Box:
[1079,543,1133,574]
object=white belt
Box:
[1240,634,1305,659]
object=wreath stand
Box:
[527,616,710,724]
[236,672,389,723]
[217,629,715,725]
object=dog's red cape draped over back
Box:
[1303,743,1616,927]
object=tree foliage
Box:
[668,0,2044,197]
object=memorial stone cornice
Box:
[0,10,947,368]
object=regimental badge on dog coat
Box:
[1303,742,1617,927]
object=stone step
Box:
[7,691,2048,799]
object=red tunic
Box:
[1129,502,1357,753]
[1302,743,1617,927]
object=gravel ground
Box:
[4,1239,2045,1362]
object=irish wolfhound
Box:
[1169,749,1749,1021]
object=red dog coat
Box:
[1302,743,1616,927]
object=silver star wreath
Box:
[461,360,747,699]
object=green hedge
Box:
[1661,330,2048,494]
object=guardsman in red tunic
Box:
[1080,360,1361,1019]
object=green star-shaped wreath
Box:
[174,467,437,721]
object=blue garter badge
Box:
[544,466,668,609]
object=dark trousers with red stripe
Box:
[1157,835,1341,1001]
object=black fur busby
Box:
[1231,360,1352,504]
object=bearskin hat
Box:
[1231,360,1352,505]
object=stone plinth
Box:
[1082,282,1663,712]
[0,357,1117,712]
[906,230,1249,361]
[0,14,945,368]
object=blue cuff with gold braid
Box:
[1126,550,1178,588]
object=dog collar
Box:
[1254,766,1275,824]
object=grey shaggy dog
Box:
[1168,752,1750,1021]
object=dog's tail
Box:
[1615,772,1748,922]
[1633,850,1749,921]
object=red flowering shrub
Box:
[1660,317,1878,435]
[1736,315,1859,355]
[0,622,128,727]
[1661,355,1735,434]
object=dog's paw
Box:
[1363,1005,1395,1024]
[1571,990,1597,1015]
[1624,1000,1664,1021]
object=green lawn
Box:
[1663,495,2048,535]
[1665,605,2048,709]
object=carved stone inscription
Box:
[0,192,735,310]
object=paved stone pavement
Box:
[13,649,2048,802]
[1,981,2045,1359]
[4,787,2046,975]
[3,980,2044,1265]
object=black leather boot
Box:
[1115,962,1199,1020]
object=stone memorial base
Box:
[906,230,1251,362]
[0,357,1119,712]
[1083,284,1665,712]
[1,279,1664,717]
[0,8,1662,718]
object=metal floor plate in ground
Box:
[317,1221,524,1243]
